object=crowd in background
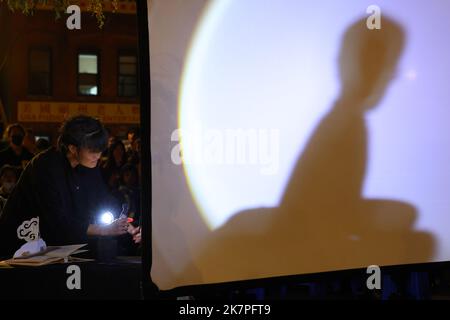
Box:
[100,126,142,226]
[0,123,142,238]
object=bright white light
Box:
[100,211,114,225]
[89,86,98,95]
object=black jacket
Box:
[0,147,118,258]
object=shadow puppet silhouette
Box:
[186,17,435,284]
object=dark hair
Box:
[5,123,26,138]
[0,165,19,179]
[103,139,127,169]
[57,115,108,154]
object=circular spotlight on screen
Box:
[180,0,356,229]
[152,0,450,289]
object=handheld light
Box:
[99,211,114,225]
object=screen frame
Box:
[137,0,450,299]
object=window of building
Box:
[118,52,138,97]
[78,53,99,96]
[28,48,52,96]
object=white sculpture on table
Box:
[13,217,47,258]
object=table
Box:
[0,256,142,299]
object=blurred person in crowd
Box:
[0,165,19,213]
[127,127,140,144]
[127,137,141,164]
[119,163,140,222]
[0,123,34,169]
[125,127,140,152]
[101,140,127,183]
[101,135,119,162]
[0,165,19,199]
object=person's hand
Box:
[102,218,128,236]
[127,225,141,244]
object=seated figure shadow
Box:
[185,16,435,284]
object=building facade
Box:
[0,1,139,143]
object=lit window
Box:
[78,53,99,96]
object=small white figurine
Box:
[13,217,47,258]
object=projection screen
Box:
[149,0,450,290]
